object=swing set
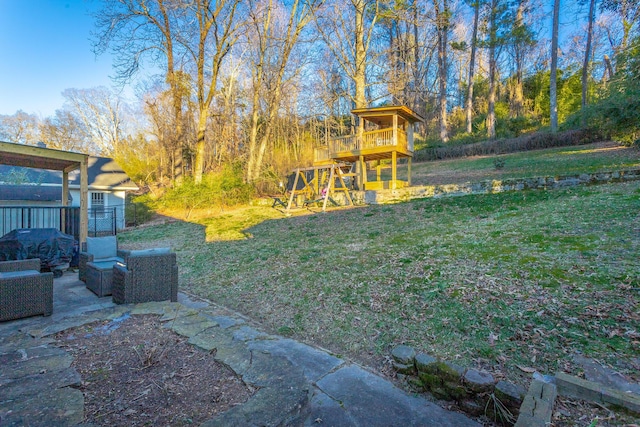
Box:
[283,163,354,214]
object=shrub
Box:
[564,37,640,145]
[156,163,255,214]
[125,193,155,226]
[413,128,603,162]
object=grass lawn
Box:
[119,177,640,388]
[377,141,640,186]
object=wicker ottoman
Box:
[0,259,53,321]
[86,260,117,297]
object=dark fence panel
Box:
[88,207,117,237]
[0,206,117,240]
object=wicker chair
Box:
[0,259,53,322]
[78,236,124,283]
[112,248,178,304]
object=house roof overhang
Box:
[0,140,88,172]
[1,140,89,243]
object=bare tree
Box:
[207,62,244,167]
[582,0,597,127]
[507,0,536,118]
[62,87,127,156]
[93,0,189,182]
[314,0,381,133]
[39,109,91,152]
[142,78,196,181]
[550,0,560,133]
[465,0,481,133]
[186,0,243,184]
[0,111,40,145]
[245,0,319,183]
[486,0,499,139]
[433,0,450,142]
[601,0,639,54]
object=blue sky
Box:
[0,0,583,119]
[0,0,118,117]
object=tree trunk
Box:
[413,0,420,111]
[246,90,262,183]
[154,0,184,184]
[487,49,497,139]
[581,0,596,128]
[466,0,480,134]
[354,0,368,134]
[168,73,184,184]
[550,0,560,133]
[434,0,449,142]
[511,0,526,118]
[603,54,614,80]
[190,0,240,184]
[487,0,497,139]
[194,105,208,184]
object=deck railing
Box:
[315,127,408,162]
[0,206,118,241]
[329,134,359,154]
[314,146,331,163]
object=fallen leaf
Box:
[517,365,536,373]
[488,331,499,346]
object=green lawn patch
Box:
[376,141,640,186]
[119,180,640,388]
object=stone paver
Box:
[247,337,344,383]
[515,378,557,427]
[0,271,481,426]
[313,365,479,426]
[574,354,640,395]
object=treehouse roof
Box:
[351,105,424,128]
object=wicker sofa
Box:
[112,248,178,304]
[0,259,53,322]
[78,236,125,283]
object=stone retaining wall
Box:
[393,344,640,426]
[391,345,526,425]
[360,168,640,205]
[257,168,640,210]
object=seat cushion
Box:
[86,236,118,259]
[97,256,124,264]
[0,270,40,279]
[127,247,171,257]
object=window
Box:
[91,192,106,218]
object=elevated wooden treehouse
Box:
[314,105,424,190]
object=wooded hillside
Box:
[1,0,638,194]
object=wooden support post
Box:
[392,151,397,190]
[408,157,412,186]
[79,157,88,245]
[337,167,354,207]
[393,114,398,147]
[360,155,367,190]
[286,169,301,214]
[322,165,335,212]
[61,170,68,233]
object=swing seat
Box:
[270,196,287,208]
[303,196,338,207]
